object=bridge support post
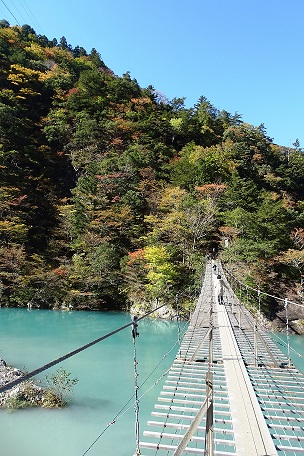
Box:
[132,315,141,456]
[205,302,214,455]
[254,319,258,367]
[209,306,213,365]
[205,370,214,456]
[285,298,291,368]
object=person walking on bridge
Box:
[215,274,226,305]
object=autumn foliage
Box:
[0,22,303,312]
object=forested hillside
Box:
[1,21,304,318]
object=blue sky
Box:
[1,0,303,147]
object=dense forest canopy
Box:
[1,21,304,317]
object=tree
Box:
[0,20,10,28]
[45,368,78,407]
[144,245,178,301]
[279,249,304,286]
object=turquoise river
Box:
[0,308,303,456]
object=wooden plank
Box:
[260,405,304,413]
[268,423,304,431]
[143,431,235,448]
[139,442,236,456]
[163,385,228,393]
[264,414,304,422]
[143,430,205,442]
[160,391,229,400]
[139,442,205,454]
[166,380,227,387]
[276,446,304,454]
[154,404,232,416]
[150,411,233,424]
[146,421,234,435]
[271,434,304,442]
[158,397,230,408]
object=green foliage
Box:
[45,368,78,407]
[0,23,303,313]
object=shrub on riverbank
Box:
[0,360,78,410]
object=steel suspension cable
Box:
[0,0,20,24]
[0,303,168,394]
[223,264,304,359]
[285,298,291,367]
[223,264,304,308]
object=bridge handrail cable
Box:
[223,264,304,309]
[222,263,304,361]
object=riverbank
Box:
[0,358,46,408]
[0,358,68,409]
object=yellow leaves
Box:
[186,141,237,175]
[0,245,26,271]
[130,97,152,107]
[0,220,24,231]
[7,64,45,99]
[279,249,304,270]
[8,64,45,85]
[263,172,283,187]
[170,117,183,132]
[90,206,133,235]
[159,187,187,211]
[24,43,46,60]
[51,46,74,61]
[188,145,204,163]
[0,27,19,43]
[144,245,170,264]
[143,245,178,296]
[19,87,40,97]
[30,253,45,264]
[7,72,23,86]
[0,220,28,242]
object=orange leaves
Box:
[53,266,68,277]
[112,117,133,132]
[127,248,145,265]
[7,194,28,207]
[96,172,126,181]
[66,87,80,97]
[130,97,152,109]
[195,183,227,196]
[252,153,263,162]
[111,137,124,147]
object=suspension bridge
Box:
[0,260,304,455]
[138,260,304,456]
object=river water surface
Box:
[0,308,303,456]
[0,308,182,456]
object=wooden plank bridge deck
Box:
[139,261,304,456]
